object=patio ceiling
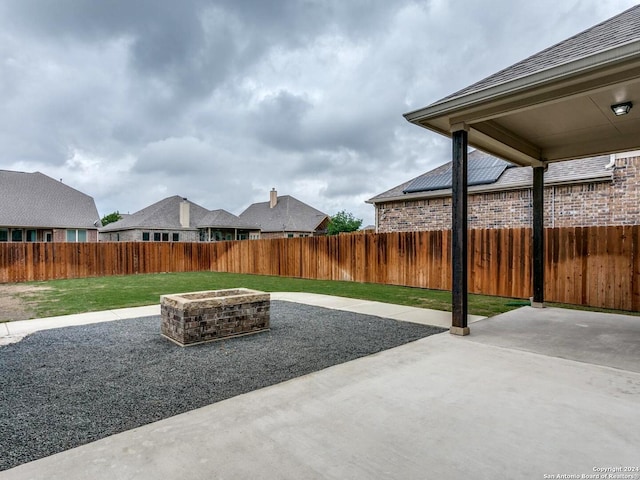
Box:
[404,7,640,167]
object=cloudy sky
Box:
[1,0,636,226]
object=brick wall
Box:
[52,229,66,242]
[99,229,200,242]
[52,228,99,242]
[610,155,640,223]
[376,156,640,232]
[260,231,313,239]
[99,230,137,242]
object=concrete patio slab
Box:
[272,292,365,308]
[2,332,638,480]
[467,306,640,373]
[111,305,160,319]
[271,292,485,328]
[0,305,161,345]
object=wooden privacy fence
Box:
[0,226,638,311]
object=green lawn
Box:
[7,271,638,321]
[7,271,518,319]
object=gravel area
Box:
[0,301,445,471]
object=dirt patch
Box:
[0,285,51,322]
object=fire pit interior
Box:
[161,288,270,346]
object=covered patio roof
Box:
[403,5,640,334]
[404,5,640,167]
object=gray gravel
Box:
[0,301,445,471]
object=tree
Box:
[327,210,362,235]
[101,211,122,226]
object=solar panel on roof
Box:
[403,171,452,193]
[468,164,509,186]
[403,157,512,194]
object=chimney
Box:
[269,188,278,208]
[180,198,190,227]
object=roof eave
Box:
[1,224,99,230]
[404,40,640,125]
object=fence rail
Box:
[1,226,638,311]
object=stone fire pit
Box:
[160,288,270,346]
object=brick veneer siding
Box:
[376,156,640,232]
[99,229,200,242]
[260,231,315,239]
[52,229,99,242]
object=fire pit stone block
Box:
[160,288,270,346]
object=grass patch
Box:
[9,271,638,320]
[10,271,524,319]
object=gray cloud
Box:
[253,90,313,149]
[0,0,636,226]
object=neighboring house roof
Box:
[100,196,257,232]
[436,6,640,105]
[239,195,329,233]
[199,209,259,230]
[100,196,210,232]
[0,170,100,229]
[368,152,613,204]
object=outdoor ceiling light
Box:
[611,101,633,116]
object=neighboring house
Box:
[99,195,260,242]
[199,209,261,241]
[368,150,640,232]
[0,170,100,242]
[239,189,330,239]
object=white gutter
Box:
[605,154,616,169]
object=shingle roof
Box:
[0,170,100,228]
[101,196,258,232]
[100,196,210,231]
[239,195,329,233]
[403,152,512,193]
[368,153,613,203]
[199,209,259,230]
[434,5,640,104]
